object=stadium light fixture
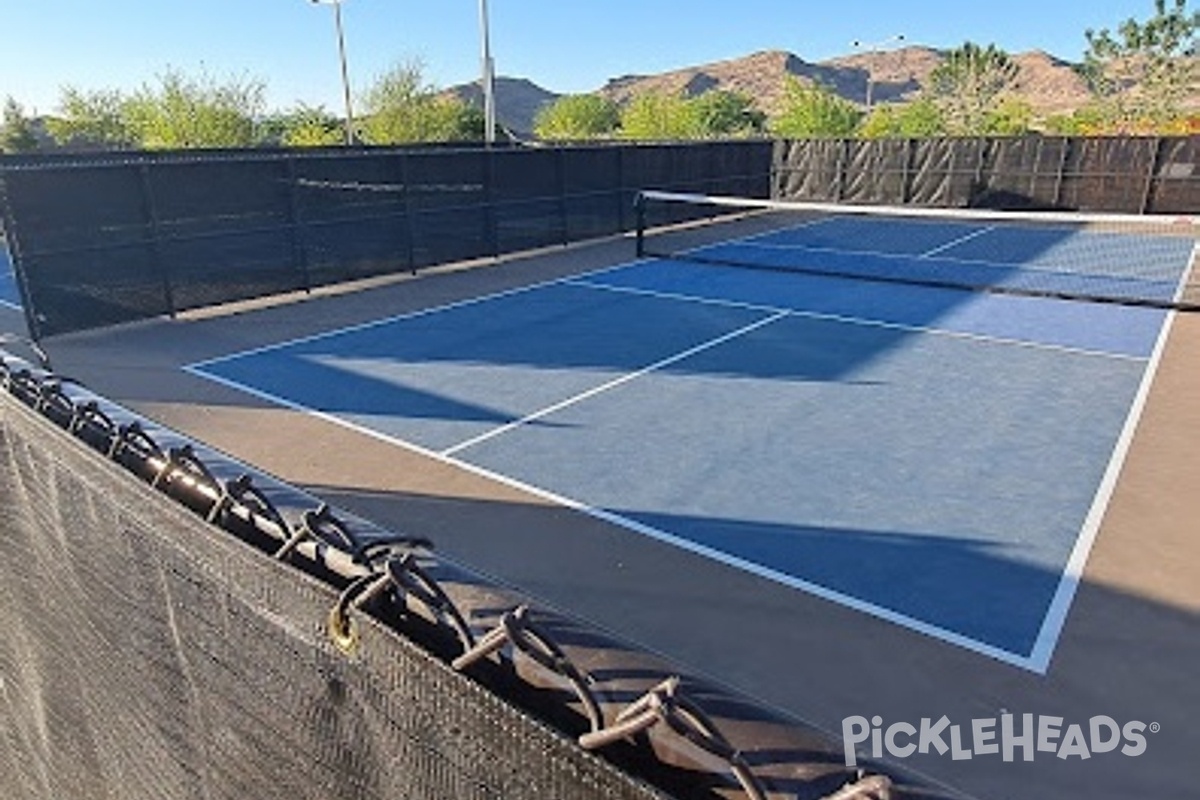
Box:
[850,34,905,111]
[478,0,497,144]
[310,0,356,145]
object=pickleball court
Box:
[188,208,1196,672]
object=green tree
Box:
[1,97,40,153]
[358,61,479,144]
[857,105,901,138]
[619,92,704,140]
[1083,0,1199,132]
[617,89,767,141]
[928,42,1020,134]
[769,79,863,138]
[123,68,266,149]
[858,97,946,138]
[533,94,619,140]
[1041,106,1104,135]
[271,104,345,147]
[46,87,136,149]
[981,96,1033,135]
[454,104,487,140]
[690,90,766,137]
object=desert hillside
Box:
[453,45,1197,136]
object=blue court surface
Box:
[0,245,20,310]
[188,217,1194,672]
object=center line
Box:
[440,309,791,456]
[919,224,996,258]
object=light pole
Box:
[310,0,356,145]
[850,34,905,111]
[478,0,496,144]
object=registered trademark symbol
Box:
[1149,722,1161,733]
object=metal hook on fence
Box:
[151,444,220,499]
[69,399,117,444]
[452,604,603,734]
[326,571,391,656]
[108,420,164,463]
[296,503,357,551]
[579,676,768,800]
[34,378,79,426]
[325,553,475,658]
[273,526,311,561]
[207,474,291,540]
[289,503,431,564]
[277,503,351,561]
[355,534,435,566]
[382,553,476,656]
[3,366,41,406]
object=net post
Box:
[634,191,646,258]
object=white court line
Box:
[566,277,788,315]
[699,228,1190,287]
[186,258,655,370]
[1026,239,1199,673]
[919,224,997,258]
[183,360,1042,673]
[440,309,790,456]
[568,277,1149,363]
[724,214,833,246]
[710,238,1136,281]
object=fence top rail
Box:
[0,139,774,173]
[4,135,1191,173]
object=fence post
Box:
[556,146,569,246]
[1140,136,1166,215]
[769,140,781,200]
[616,146,628,232]
[283,156,312,293]
[901,138,915,205]
[969,137,990,206]
[834,139,849,202]
[1031,135,1044,202]
[400,151,417,273]
[483,148,499,259]
[137,162,176,318]
[634,192,646,258]
[1052,137,1071,209]
[869,138,882,204]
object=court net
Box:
[635,190,1200,311]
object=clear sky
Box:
[0,0,1165,115]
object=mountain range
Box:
[448,46,1196,137]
